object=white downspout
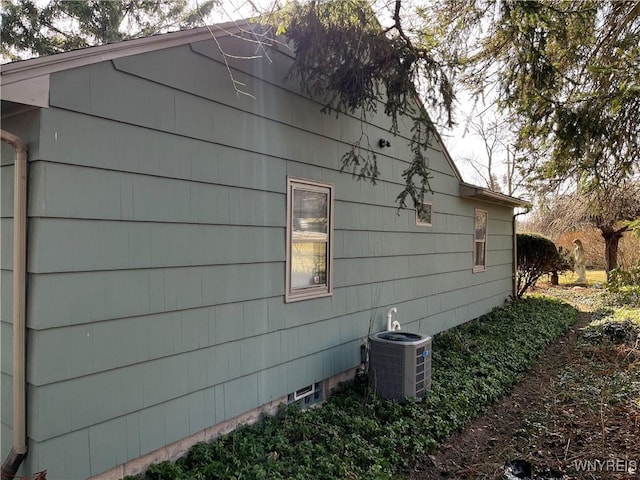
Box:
[1,129,28,477]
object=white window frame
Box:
[286,177,334,302]
[415,201,433,227]
[473,209,488,272]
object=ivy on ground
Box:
[127,298,577,480]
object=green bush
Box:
[516,233,568,297]
[607,267,640,290]
[126,298,577,480]
[605,267,640,306]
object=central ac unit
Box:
[368,331,432,401]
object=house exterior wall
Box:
[2,36,515,479]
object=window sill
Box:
[285,290,333,303]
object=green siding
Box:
[27,263,284,329]
[1,166,14,218]
[1,373,12,429]
[33,429,91,479]
[6,36,521,479]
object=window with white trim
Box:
[286,178,334,302]
[416,202,433,227]
[473,209,487,272]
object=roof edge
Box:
[1,19,253,85]
[409,92,464,183]
[459,182,531,208]
[432,126,464,182]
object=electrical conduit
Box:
[1,129,28,478]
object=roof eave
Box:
[459,182,531,208]
[0,19,253,108]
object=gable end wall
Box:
[3,39,515,479]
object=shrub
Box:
[517,233,568,297]
[607,267,640,290]
[605,267,640,306]
[583,303,640,345]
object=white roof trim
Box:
[0,20,249,86]
[459,182,530,208]
[407,92,464,183]
[1,74,50,108]
[431,127,464,182]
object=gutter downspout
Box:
[1,129,28,478]
[512,206,531,299]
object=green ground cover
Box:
[126,297,578,480]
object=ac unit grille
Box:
[368,333,432,401]
[415,345,427,397]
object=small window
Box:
[286,178,334,302]
[416,202,433,227]
[473,209,487,272]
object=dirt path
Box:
[410,296,640,480]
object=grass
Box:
[556,269,607,285]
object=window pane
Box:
[292,189,328,234]
[417,203,432,225]
[474,241,486,267]
[475,211,487,240]
[286,179,333,302]
[290,242,327,289]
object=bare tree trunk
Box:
[600,226,626,281]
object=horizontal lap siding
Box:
[19,41,514,478]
